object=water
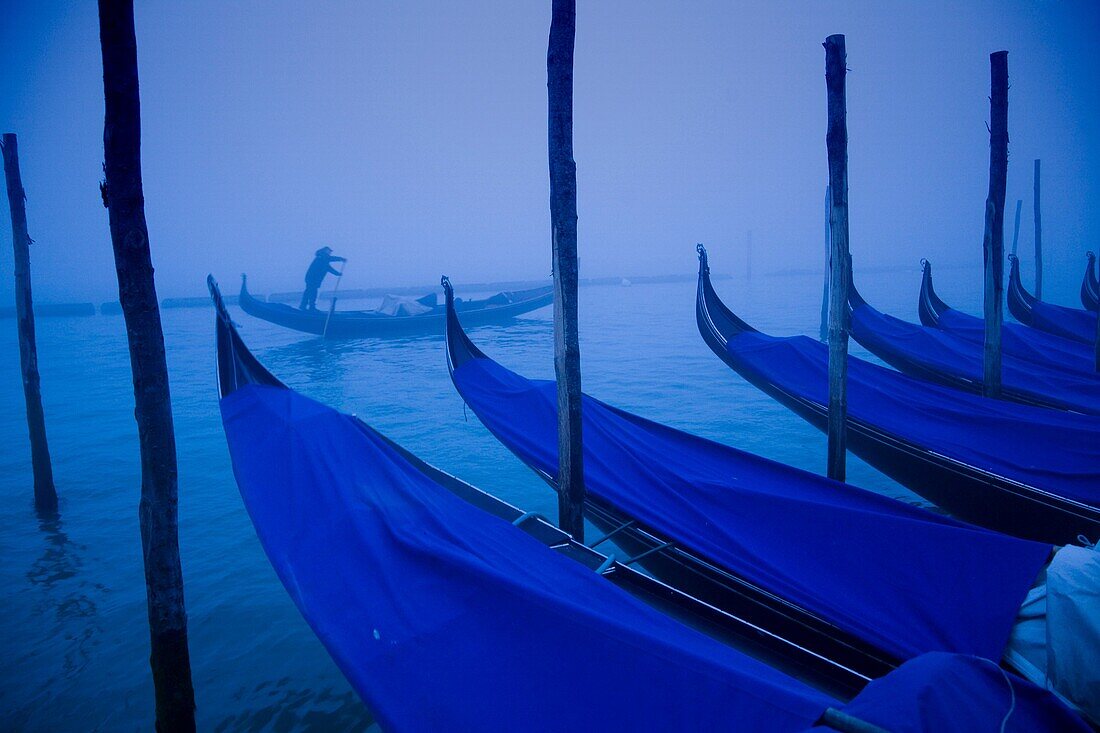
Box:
[0,264,1014,730]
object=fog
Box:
[2,0,1098,304]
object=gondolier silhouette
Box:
[300,246,347,311]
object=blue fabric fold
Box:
[1023,298,1097,343]
[723,331,1100,508]
[220,383,834,732]
[851,303,1100,414]
[810,653,1089,733]
[933,307,1097,376]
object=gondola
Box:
[919,259,1097,376]
[443,275,1060,682]
[695,246,1100,545]
[1082,251,1098,312]
[207,276,1088,732]
[849,276,1100,414]
[1007,254,1097,343]
[237,273,552,338]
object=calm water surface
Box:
[2,263,1042,730]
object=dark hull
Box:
[851,285,1095,414]
[238,275,552,338]
[916,259,952,329]
[696,248,1099,546]
[442,275,889,698]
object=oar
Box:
[322,264,346,340]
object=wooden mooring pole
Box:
[2,134,58,515]
[982,51,1008,398]
[97,0,196,729]
[824,35,850,483]
[1033,159,1043,299]
[547,0,585,540]
[1010,199,1022,257]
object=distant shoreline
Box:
[765,262,980,278]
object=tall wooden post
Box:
[981,200,1001,395]
[1010,199,1022,257]
[1033,159,1043,298]
[983,51,1008,398]
[820,185,831,342]
[97,1,196,729]
[547,0,585,540]
[2,134,58,516]
[824,35,850,482]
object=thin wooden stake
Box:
[547,0,585,540]
[983,51,1008,398]
[2,134,58,516]
[1034,158,1043,299]
[1010,199,1022,257]
[824,34,850,483]
[97,0,196,728]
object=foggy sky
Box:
[2,1,1099,304]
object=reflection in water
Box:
[478,319,553,351]
[260,318,552,386]
[261,329,421,361]
[261,330,442,386]
[214,681,370,732]
[261,337,354,386]
[27,513,104,680]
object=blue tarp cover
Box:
[1023,298,1097,344]
[815,652,1089,733]
[721,331,1100,507]
[221,383,833,732]
[933,307,1097,377]
[851,303,1100,414]
[216,361,1086,731]
[450,356,1051,662]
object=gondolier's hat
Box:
[316,246,333,256]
